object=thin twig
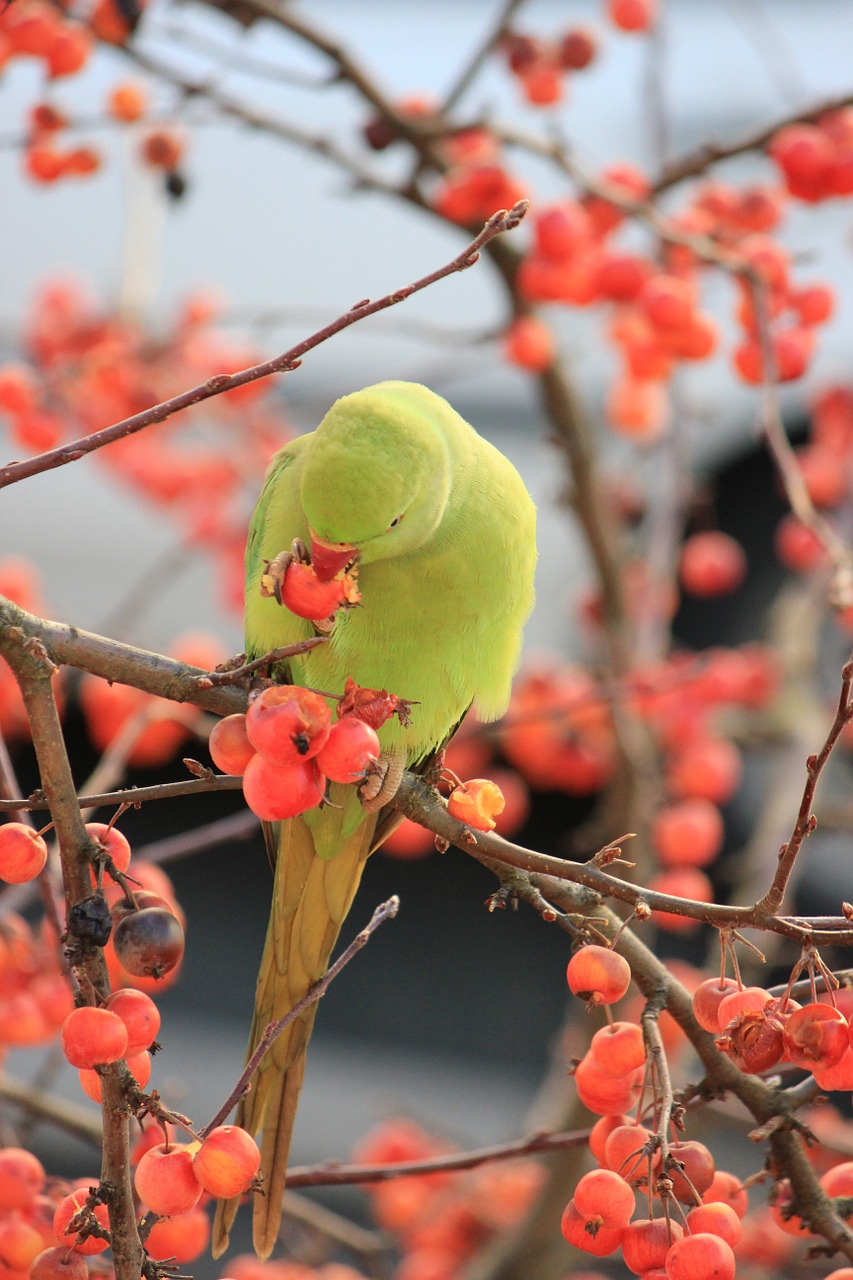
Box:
[654,89,853,191]
[199,896,400,1138]
[756,653,853,913]
[285,1126,591,1189]
[0,203,528,490]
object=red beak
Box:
[309,533,358,582]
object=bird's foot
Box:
[260,539,310,604]
[359,748,406,812]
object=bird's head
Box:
[300,384,453,577]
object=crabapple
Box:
[242,753,325,821]
[678,532,746,597]
[134,1143,203,1216]
[209,713,256,775]
[104,986,160,1054]
[53,1191,110,1255]
[559,1202,624,1256]
[85,821,131,874]
[665,1232,736,1280]
[691,977,740,1032]
[0,823,47,883]
[192,1125,261,1197]
[112,907,185,979]
[79,1050,150,1102]
[567,944,631,1005]
[60,1006,128,1068]
[30,1247,89,1280]
[0,1148,45,1210]
[316,716,381,784]
[246,685,332,765]
[622,1218,683,1274]
[447,779,506,832]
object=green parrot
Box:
[213,380,536,1259]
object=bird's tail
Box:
[212,799,378,1259]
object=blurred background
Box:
[3,0,853,1274]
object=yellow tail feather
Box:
[212,804,378,1259]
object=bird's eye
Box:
[387,514,404,530]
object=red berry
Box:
[60,1005,128,1068]
[573,1167,635,1228]
[559,1201,624,1256]
[667,736,741,804]
[685,1201,742,1247]
[502,315,555,372]
[315,716,381,784]
[783,1002,849,1070]
[85,821,131,876]
[622,1218,682,1274]
[567,944,631,1005]
[702,1170,749,1218]
[658,1138,715,1203]
[678,532,746,597]
[589,1021,646,1074]
[79,1049,150,1101]
[603,1122,653,1183]
[52,1190,110,1255]
[104,987,160,1054]
[608,0,658,33]
[31,1247,89,1280]
[0,823,48,883]
[107,81,147,122]
[134,1143,202,1216]
[651,799,724,868]
[209,712,256,774]
[192,1125,261,1197]
[558,27,597,69]
[0,1148,45,1210]
[574,1053,643,1115]
[639,274,697,332]
[246,685,332,765]
[242,753,325,820]
[665,1231,736,1280]
[692,977,740,1032]
[145,1205,210,1263]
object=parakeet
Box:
[213,380,536,1258]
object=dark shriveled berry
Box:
[68,894,112,947]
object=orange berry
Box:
[192,1125,261,1197]
[108,81,147,121]
[651,799,724,868]
[678,531,746,597]
[44,24,92,78]
[567,944,631,1005]
[447,778,505,832]
[79,1049,150,1101]
[61,1005,128,1068]
[0,822,48,883]
[605,376,669,441]
[134,1143,202,1216]
[502,315,555,372]
[52,1190,110,1255]
[209,713,256,775]
[0,1148,45,1211]
[145,1205,210,1262]
[608,0,658,32]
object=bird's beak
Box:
[309,532,358,582]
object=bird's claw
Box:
[359,749,406,812]
[260,539,310,605]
